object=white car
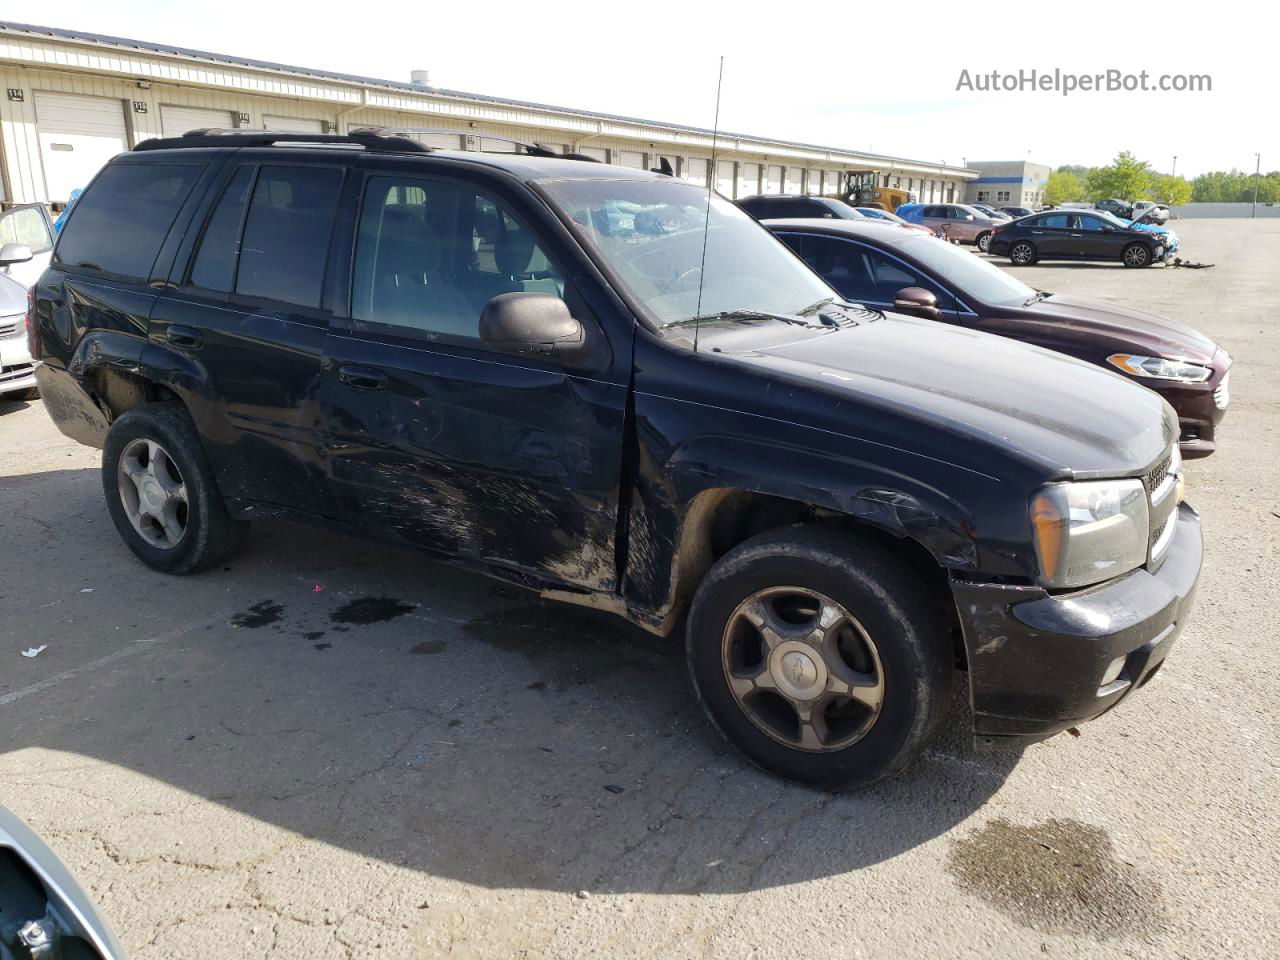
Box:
[0,203,56,400]
[1130,200,1171,224]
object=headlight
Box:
[1031,479,1149,589]
[1107,353,1211,382]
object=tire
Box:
[686,527,952,788]
[1009,241,1037,265]
[102,403,249,574]
[1122,242,1152,268]
[976,231,992,253]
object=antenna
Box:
[693,56,724,354]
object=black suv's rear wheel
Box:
[686,528,952,788]
[102,404,249,574]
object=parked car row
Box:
[25,130,1217,789]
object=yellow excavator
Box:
[841,171,912,211]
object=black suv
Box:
[29,130,1201,787]
[735,194,864,221]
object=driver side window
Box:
[782,235,954,310]
[351,176,566,343]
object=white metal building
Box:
[0,21,975,207]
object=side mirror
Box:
[894,286,941,320]
[0,243,33,266]
[480,292,586,359]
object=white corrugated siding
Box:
[160,104,234,138]
[1,29,975,204]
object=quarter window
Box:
[189,166,255,293]
[351,176,565,342]
[55,162,203,280]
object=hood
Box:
[0,270,26,316]
[1128,220,1173,236]
[1024,292,1217,363]
[727,313,1172,477]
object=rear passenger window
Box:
[236,166,342,308]
[55,162,202,280]
[351,176,564,343]
[1040,214,1070,228]
[189,166,254,292]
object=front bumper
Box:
[952,501,1202,748]
[1151,349,1230,459]
[1,330,37,396]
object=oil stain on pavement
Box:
[229,601,285,629]
[331,596,417,625]
[947,817,1163,937]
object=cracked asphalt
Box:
[1,219,1277,958]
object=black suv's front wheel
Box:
[686,528,952,788]
[102,404,249,574]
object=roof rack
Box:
[133,128,431,153]
[349,127,601,162]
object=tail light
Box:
[992,223,1006,234]
[25,283,41,360]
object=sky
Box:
[22,0,1277,177]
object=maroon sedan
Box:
[766,219,1230,457]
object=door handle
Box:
[1070,233,1083,237]
[1031,230,1045,234]
[337,364,388,390]
[166,325,202,349]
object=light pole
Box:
[1172,155,1177,177]
[1253,153,1261,218]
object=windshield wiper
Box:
[1023,290,1052,307]
[797,297,836,316]
[671,309,819,329]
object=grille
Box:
[1150,518,1168,550]
[0,318,21,339]
[1145,452,1172,492]
[0,363,34,383]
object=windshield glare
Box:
[540,178,834,327]
[898,235,1035,305]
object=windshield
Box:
[1094,210,1132,228]
[540,178,834,327]
[816,198,864,220]
[897,234,1035,306]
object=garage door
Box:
[415,132,463,150]
[263,115,326,134]
[34,91,129,203]
[618,151,646,169]
[161,105,234,139]
[765,165,783,194]
[739,163,760,198]
[784,168,803,194]
[716,161,735,196]
[683,157,708,187]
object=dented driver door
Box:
[318,166,628,592]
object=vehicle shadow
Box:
[1,466,1023,895]
[0,397,32,415]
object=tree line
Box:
[1042,153,1277,207]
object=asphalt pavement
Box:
[1,218,1276,959]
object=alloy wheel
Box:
[1124,244,1149,266]
[721,586,884,752]
[1011,242,1033,264]
[117,438,189,549]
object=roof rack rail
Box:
[348,127,601,162]
[132,128,431,154]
